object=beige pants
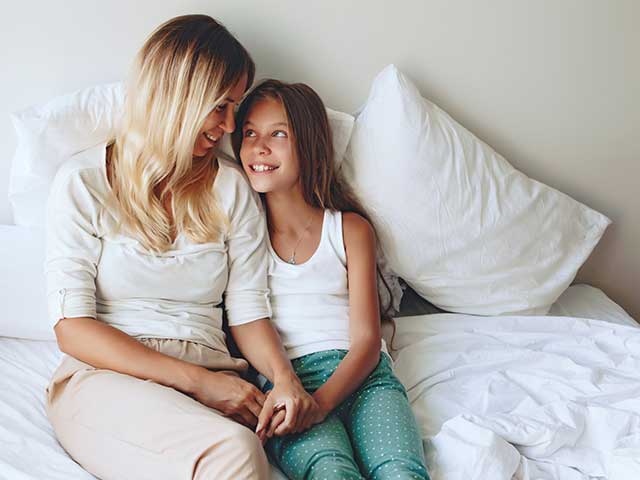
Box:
[46,338,270,480]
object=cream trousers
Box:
[46,338,270,480]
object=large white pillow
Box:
[0,224,53,340]
[9,83,354,227]
[9,83,125,227]
[341,65,611,316]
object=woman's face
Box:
[239,97,299,194]
[193,75,248,158]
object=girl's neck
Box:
[265,188,322,235]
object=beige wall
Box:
[1,0,637,317]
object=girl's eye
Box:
[273,130,287,138]
[244,129,256,137]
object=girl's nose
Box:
[256,137,270,155]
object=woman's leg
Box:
[345,354,430,480]
[47,358,269,480]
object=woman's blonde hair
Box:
[109,14,254,252]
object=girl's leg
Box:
[267,414,364,480]
[345,354,430,480]
[264,350,364,480]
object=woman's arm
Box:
[46,165,265,428]
[54,316,266,428]
[311,212,382,416]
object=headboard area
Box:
[1,0,637,318]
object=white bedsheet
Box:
[392,314,640,480]
[0,285,637,479]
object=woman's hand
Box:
[192,370,265,429]
[255,373,320,441]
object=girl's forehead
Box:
[245,97,287,123]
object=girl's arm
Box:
[311,212,382,416]
[231,319,319,437]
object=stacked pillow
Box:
[3,65,610,340]
[9,83,354,227]
[341,65,610,315]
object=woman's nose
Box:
[219,107,235,133]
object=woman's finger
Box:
[237,407,258,430]
[256,396,275,435]
[246,395,263,421]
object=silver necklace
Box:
[285,214,314,265]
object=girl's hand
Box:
[261,393,329,442]
[192,370,265,429]
[255,374,317,440]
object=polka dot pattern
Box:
[263,350,430,479]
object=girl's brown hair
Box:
[232,79,395,326]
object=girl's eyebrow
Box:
[243,120,288,127]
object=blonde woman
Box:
[45,15,318,480]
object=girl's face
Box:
[239,97,300,194]
[193,75,247,158]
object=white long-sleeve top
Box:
[45,143,271,352]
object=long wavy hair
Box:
[108,14,255,252]
[232,79,394,323]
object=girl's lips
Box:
[248,164,279,174]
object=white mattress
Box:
[0,285,637,480]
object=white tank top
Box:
[267,209,386,359]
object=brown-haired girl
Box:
[233,79,429,480]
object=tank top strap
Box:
[321,209,347,266]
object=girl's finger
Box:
[268,410,286,437]
[275,398,296,436]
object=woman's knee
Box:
[194,424,269,480]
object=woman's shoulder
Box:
[50,144,110,200]
[215,156,263,221]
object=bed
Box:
[1,284,637,480]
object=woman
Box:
[45,15,318,480]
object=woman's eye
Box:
[273,130,287,137]
[215,104,227,112]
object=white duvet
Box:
[1,286,639,479]
[392,314,640,480]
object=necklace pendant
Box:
[287,254,296,265]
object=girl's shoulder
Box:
[341,211,376,251]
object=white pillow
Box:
[0,224,53,340]
[341,65,611,316]
[9,83,354,227]
[9,83,125,227]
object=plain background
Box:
[0,0,638,318]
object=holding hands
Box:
[255,373,326,443]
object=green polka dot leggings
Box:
[262,350,430,480]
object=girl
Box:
[233,80,430,480]
[45,16,316,480]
